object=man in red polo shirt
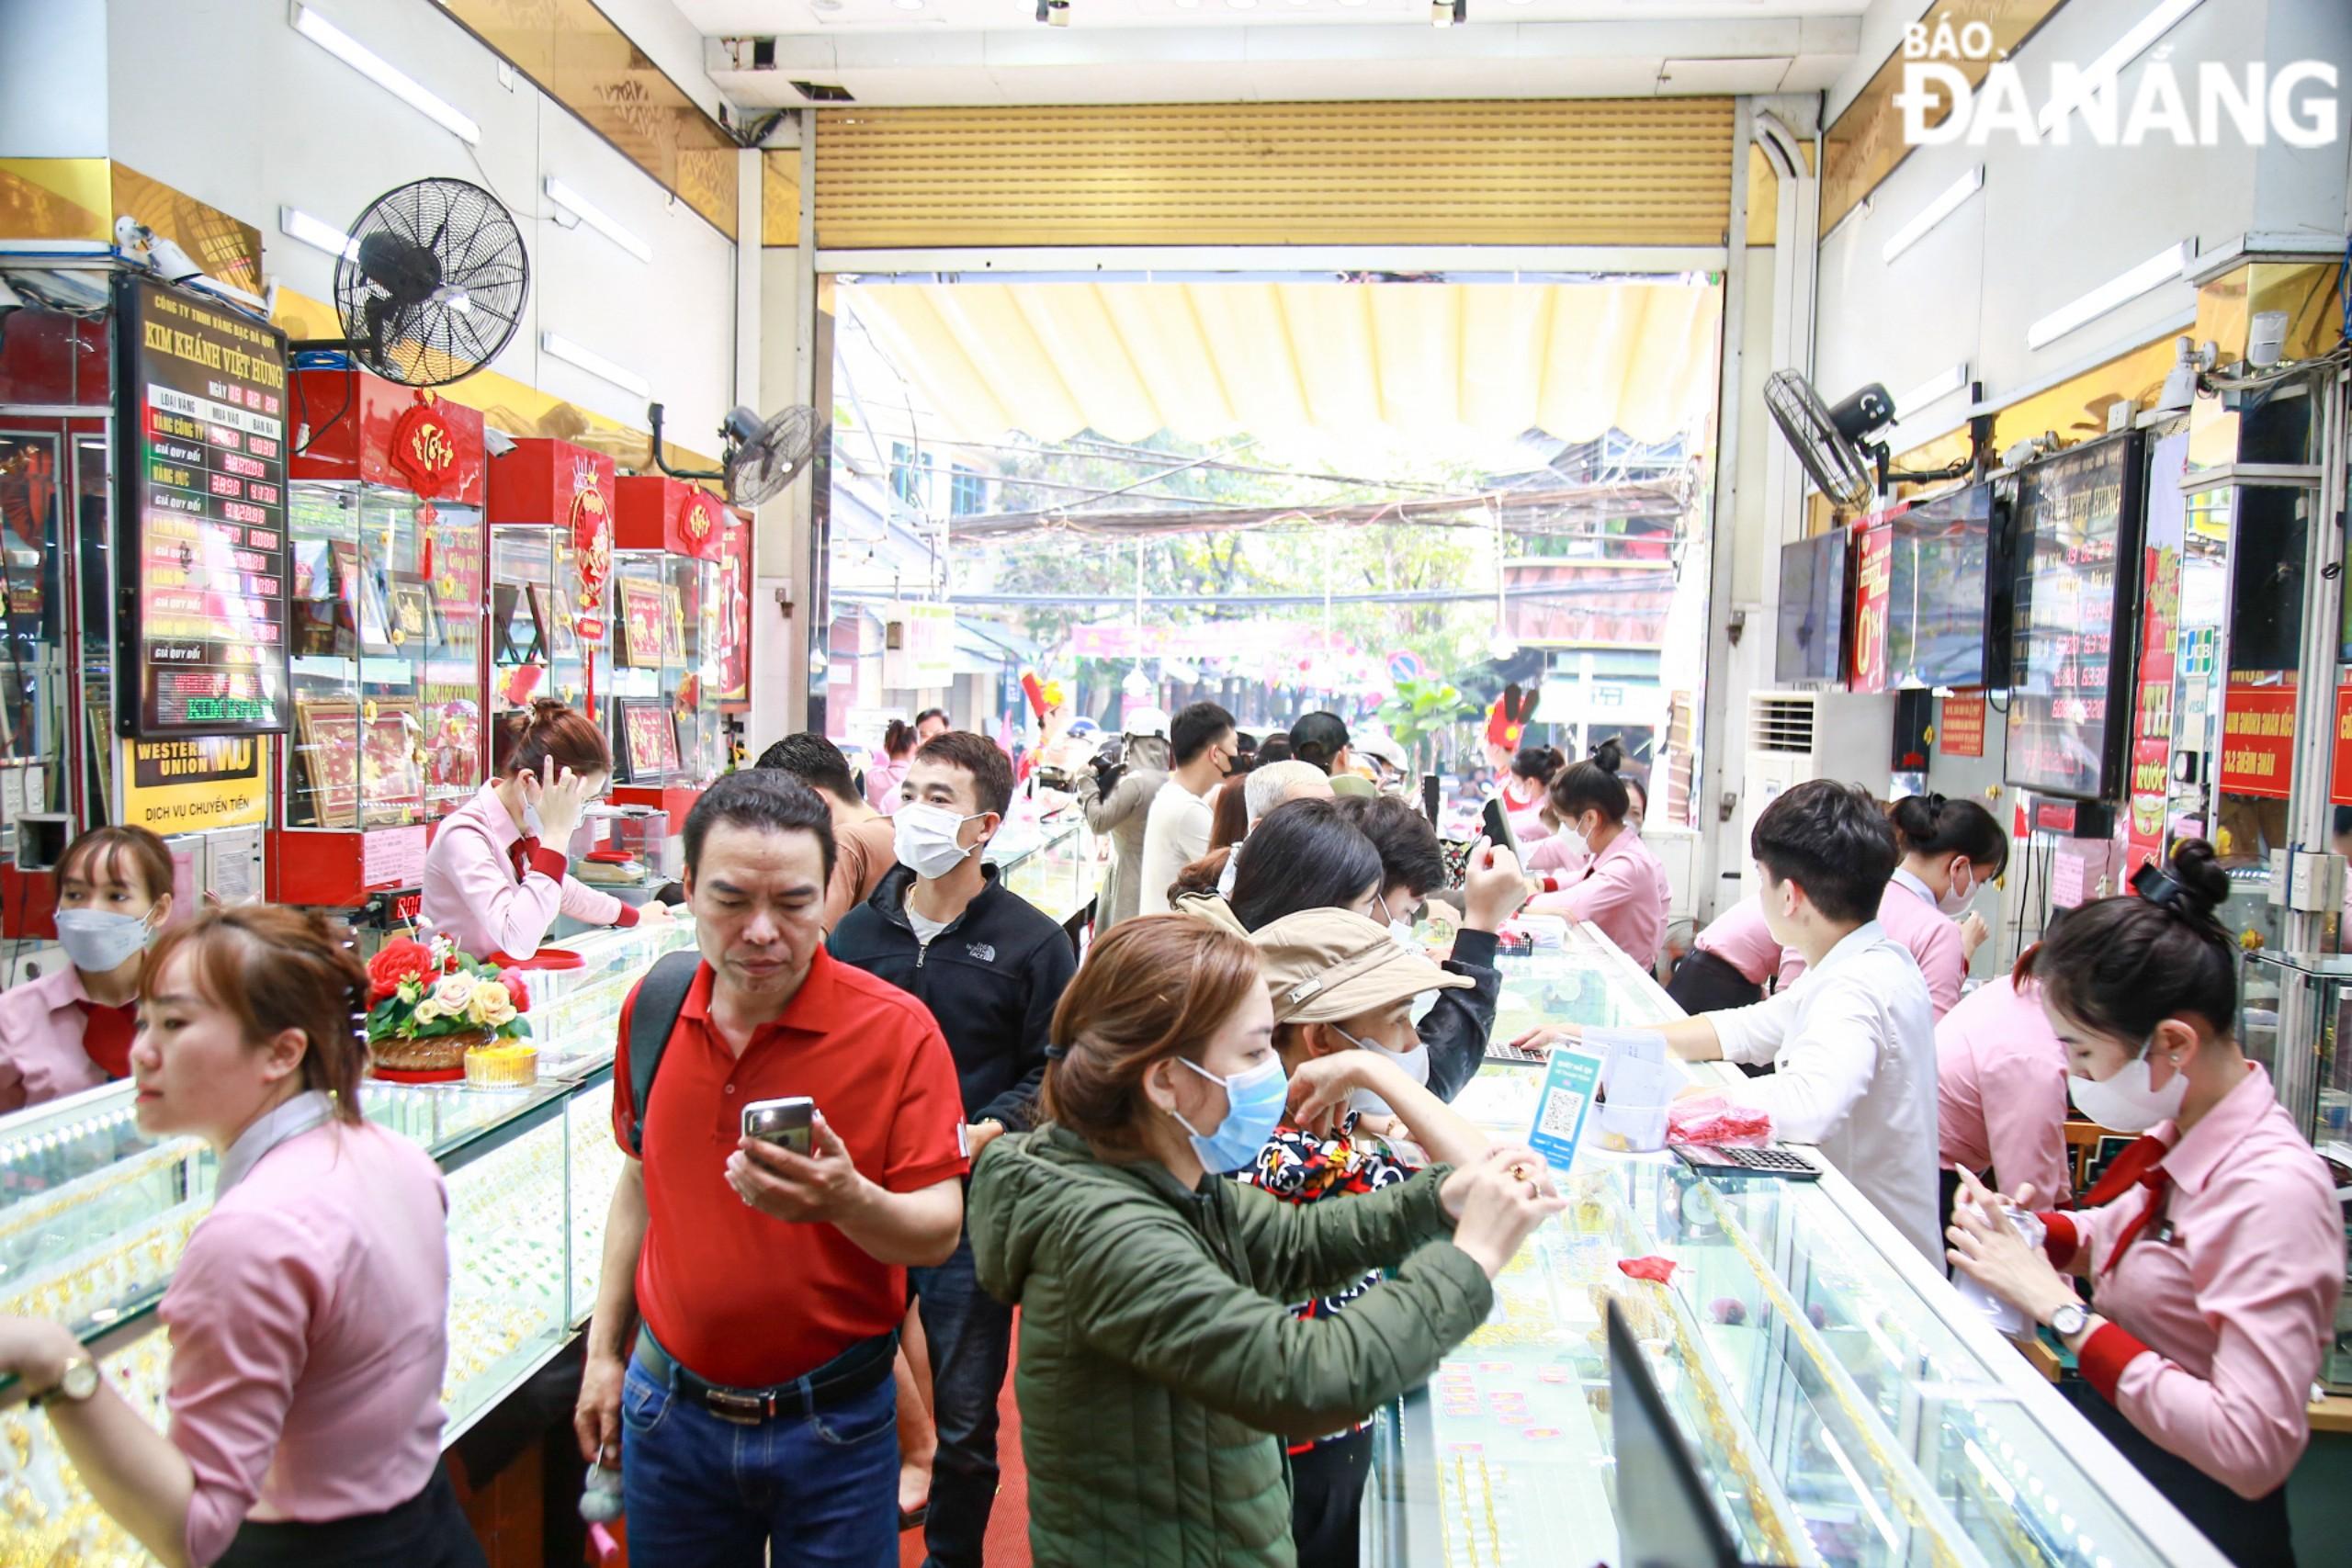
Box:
[573,771,967,1567]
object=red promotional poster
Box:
[2220,683,2295,800]
[2331,684,2352,807]
[1938,693,1986,758]
[2124,432,2187,880]
[1849,523,1892,694]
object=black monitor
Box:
[1886,482,2010,690]
[1607,1299,1752,1568]
[1773,532,1849,685]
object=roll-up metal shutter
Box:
[813,100,1736,250]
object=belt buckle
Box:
[704,1388,769,1426]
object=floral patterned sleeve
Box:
[1239,1114,1420,1205]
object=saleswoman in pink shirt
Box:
[1936,964,2073,1228]
[0,906,482,1567]
[0,826,175,1111]
[419,699,666,961]
[1948,842,2342,1566]
[1523,739,1669,970]
[1668,895,1784,1013]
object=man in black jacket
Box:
[830,729,1076,1568]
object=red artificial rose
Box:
[367,938,432,1002]
[499,968,531,1014]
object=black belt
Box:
[634,1325,896,1427]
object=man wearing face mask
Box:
[1134,701,1237,918]
[0,827,175,1111]
[1233,908,1492,1565]
[830,730,1079,1568]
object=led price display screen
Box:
[114,276,292,735]
[2006,432,2143,800]
[1886,483,1995,689]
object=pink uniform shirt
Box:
[1690,897,1785,986]
[0,964,109,1111]
[419,784,633,960]
[2041,1063,2343,1499]
[1523,830,1589,876]
[1528,826,1668,969]
[159,1097,451,1564]
[1936,976,2073,1205]
[864,756,908,815]
[1777,871,1965,1018]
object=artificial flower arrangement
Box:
[363,933,534,1082]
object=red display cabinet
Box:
[274,369,489,911]
[609,476,725,845]
[486,438,614,718]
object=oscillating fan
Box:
[648,402,821,507]
[326,178,527,387]
[1763,371,1892,511]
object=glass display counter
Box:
[0,919,695,1563]
[990,814,1097,930]
[1369,919,2233,1568]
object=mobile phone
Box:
[741,1096,814,1155]
[1480,795,1522,863]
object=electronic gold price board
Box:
[113,276,292,736]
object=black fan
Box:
[1763,371,1892,511]
[330,178,526,387]
[649,402,821,507]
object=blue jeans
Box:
[908,1232,1014,1568]
[620,1351,899,1568]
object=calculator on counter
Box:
[1671,1143,1823,1180]
[1484,1038,1552,1065]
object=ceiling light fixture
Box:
[1432,0,1467,24]
[545,176,651,263]
[2026,241,2193,350]
[541,332,650,398]
[289,5,480,145]
[1879,164,1983,264]
[2038,0,2208,135]
[279,206,358,262]
[1036,0,1070,23]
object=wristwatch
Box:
[2047,1301,2091,1340]
[33,1354,99,1407]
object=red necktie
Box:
[2100,1163,2172,1277]
[508,835,541,882]
[2081,1133,2167,1208]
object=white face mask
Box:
[521,799,544,838]
[1331,1021,1430,1117]
[55,908,157,973]
[1216,844,1241,899]
[2068,1033,2189,1133]
[1938,861,1976,917]
[896,802,986,881]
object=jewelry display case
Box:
[1369,920,2234,1568]
[990,815,1097,931]
[607,476,728,850]
[0,919,695,1563]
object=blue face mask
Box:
[1170,1054,1288,1174]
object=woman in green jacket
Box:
[970,915,1563,1567]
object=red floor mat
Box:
[900,1322,1029,1567]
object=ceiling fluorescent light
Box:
[2027,242,2193,350]
[280,206,358,262]
[544,177,651,264]
[291,5,481,145]
[1894,364,1970,421]
[542,332,650,399]
[2037,0,2208,135]
[1880,166,1983,264]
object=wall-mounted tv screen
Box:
[1886,482,2007,690]
[2006,431,2145,801]
[1775,532,1849,685]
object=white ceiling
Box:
[684,0,1868,106]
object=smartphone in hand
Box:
[741,1096,814,1156]
[1480,795,1523,863]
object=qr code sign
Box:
[1539,1087,1587,1140]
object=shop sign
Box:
[2219,682,2295,801]
[2125,432,2187,880]
[1849,524,1892,694]
[119,735,267,830]
[1938,693,1985,758]
[2329,684,2352,807]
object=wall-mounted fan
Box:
[648,402,820,507]
[305,178,527,386]
[1764,370,1977,510]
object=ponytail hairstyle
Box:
[1547,735,1631,827]
[1041,916,1265,1156]
[1510,745,1564,784]
[2018,840,2235,1042]
[880,718,916,760]
[1888,793,2011,879]
[142,907,371,1122]
[494,698,612,782]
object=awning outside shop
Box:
[844,279,1721,461]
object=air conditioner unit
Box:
[1736,690,1896,897]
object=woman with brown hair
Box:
[0,907,480,1567]
[420,699,665,960]
[0,825,175,1109]
[969,915,1561,1566]
[864,717,918,816]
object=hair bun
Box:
[2163,839,2230,919]
[1590,737,1624,773]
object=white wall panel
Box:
[0,0,109,156]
